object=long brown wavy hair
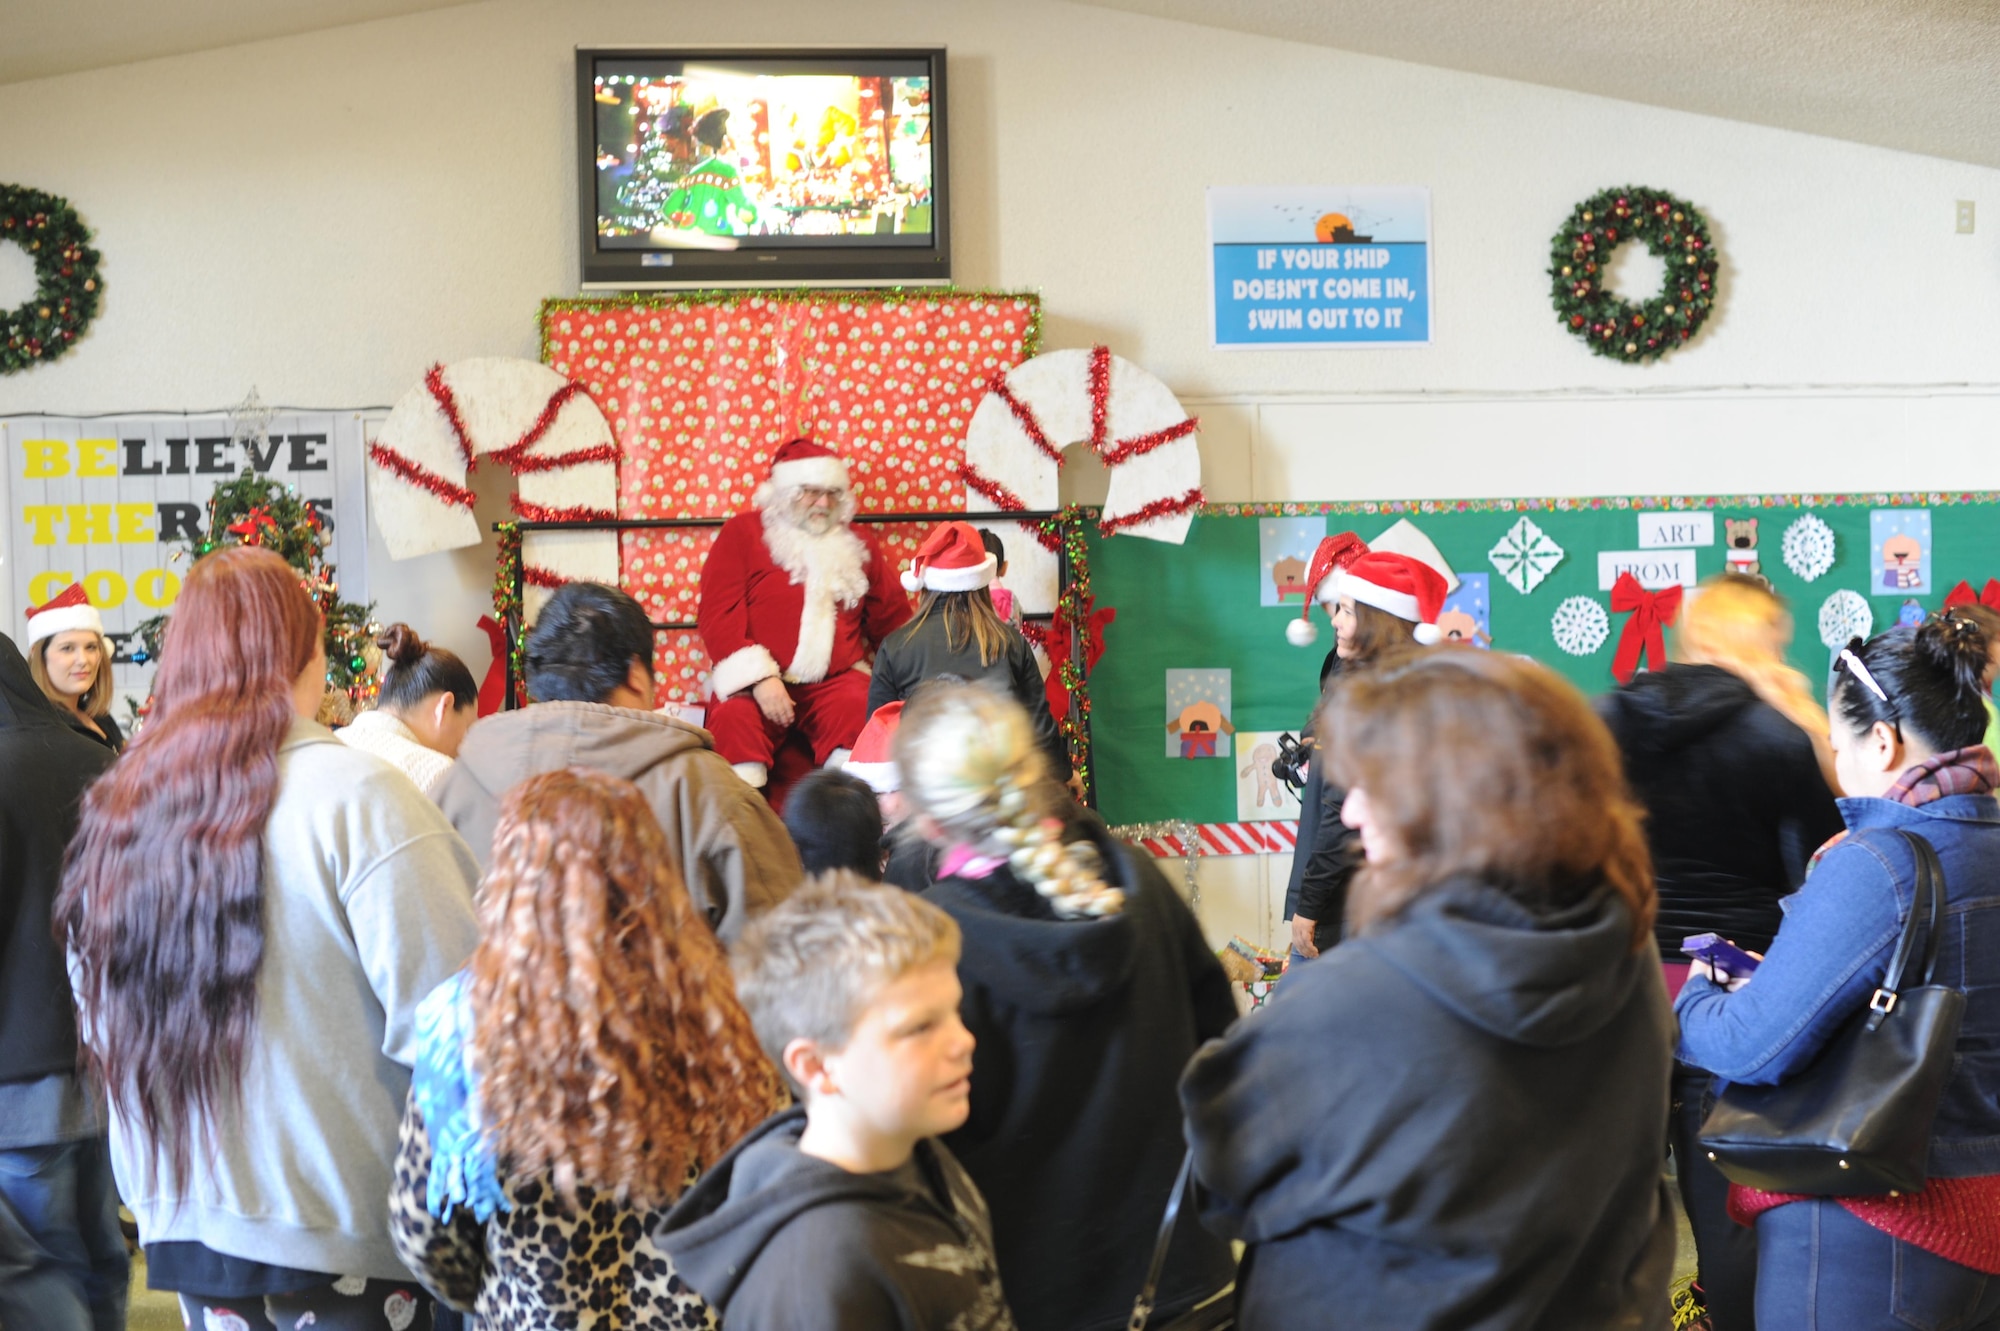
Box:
[468,768,783,1208]
[1323,649,1656,951]
[58,546,322,1183]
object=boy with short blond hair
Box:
[656,874,1016,1330]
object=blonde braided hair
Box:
[894,683,1124,918]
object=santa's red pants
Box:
[707,670,872,769]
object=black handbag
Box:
[1697,828,1966,1196]
[1126,1150,1234,1331]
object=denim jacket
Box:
[1676,793,2000,1178]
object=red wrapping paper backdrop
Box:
[541,293,1041,704]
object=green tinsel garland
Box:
[1548,186,1718,364]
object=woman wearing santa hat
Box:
[866,520,1071,782]
[24,583,123,752]
[1281,545,1448,975]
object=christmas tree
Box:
[132,468,379,718]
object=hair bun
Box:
[375,622,425,667]
[1920,611,1991,698]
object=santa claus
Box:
[698,438,913,788]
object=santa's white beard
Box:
[759,493,869,683]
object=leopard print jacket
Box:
[389,1097,715,1330]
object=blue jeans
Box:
[1757,1198,2000,1330]
[0,1138,129,1331]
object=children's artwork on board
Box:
[1724,518,1761,576]
[1898,598,1927,628]
[1236,730,1303,821]
[1438,572,1492,648]
[1166,669,1234,759]
[1871,509,1933,593]
[1259,516,1327,607]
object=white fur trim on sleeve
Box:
[709,644,782,700]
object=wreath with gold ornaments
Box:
[1549,186,1718,364]
[1,184,102,375]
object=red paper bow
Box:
[227,506,279,545]
[1610,572,1683,685]
[1943,579,2000,613]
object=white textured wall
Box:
[2,0,1997,942]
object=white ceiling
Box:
[2,0,1995,168]
[1077,0,2000,169]
[0,0,477,87]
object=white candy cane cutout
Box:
[366,357,619,614]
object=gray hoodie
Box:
[435,701,799,942]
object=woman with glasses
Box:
[1677,613,2000,1328]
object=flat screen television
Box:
[576,47,950,288]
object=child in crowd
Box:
[1182,650,1674,1330]
[896,683,1238,1329]
[844,700,939,890]
[390,767,783,1326]
[868,521,1070,781]
[338,623,478,798]
[656,875,1016,1330]
[978,528,1023,629]
[784,767,886,880]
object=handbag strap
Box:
[1128,1149,1196,1331]
[1877,830,1948,1025]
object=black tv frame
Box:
[575,46,951,289]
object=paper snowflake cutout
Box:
[1489,517,1566,594]
[1551,596,1610,656]
[1782,514,1837,582]
[1818,589,1873,650]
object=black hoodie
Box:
[0,632,114,1085]
[1597,663,1842,959]
[656,1107,1017,1330]
[927,827,1239,1331]
[1181,878,1676,1331]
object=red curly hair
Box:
[468,768,783,1207]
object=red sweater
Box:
[1731,1177,2000,1273]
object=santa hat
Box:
[1335,551,1450,646]
[1287,532,1369,647]
[26,582,103,647]
[1368,518,1459,593]
[767,437,849,492]
[841,701,903,793]
[901,521,998,593]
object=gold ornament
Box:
[1582,211,1594,222]
[1664,305,1676,316]
[1561,266,1572,277]
[1625,342,1638,354]
[1673,211,1684,222]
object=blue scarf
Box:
[411,971,511,1223]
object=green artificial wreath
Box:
[0,184,103,374]
[1548,187,1718,364]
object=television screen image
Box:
[591,57,935,250]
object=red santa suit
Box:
[698,440,912,781]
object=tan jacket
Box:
[434,702,800,942]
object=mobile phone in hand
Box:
[1682,933,1761,982]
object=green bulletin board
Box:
[1085,493,2000,826]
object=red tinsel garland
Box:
[486,382,593,470]
[368,441,478,509]
[989,373,1063,464]
[511,496,617,523]
[524,565,569,589]
[424,363,477,471]
[1097,417,1199,468]
[503,442,620,474]
[1097,487,1204,535]
[1087,345,1111,450]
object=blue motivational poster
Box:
[1439,572,1492,648]
[1869,509,1933,595]
[1208,186,1432,349]
[1258,516,1327,607]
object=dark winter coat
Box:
[1597,663,1843,959]
[0,632,114,1084]
[866,609,1071,779]
[1181,878,1676,1331]
[1280,753,1359,951]
[656,1107,1016,1330]
[927,825,1239,1331]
